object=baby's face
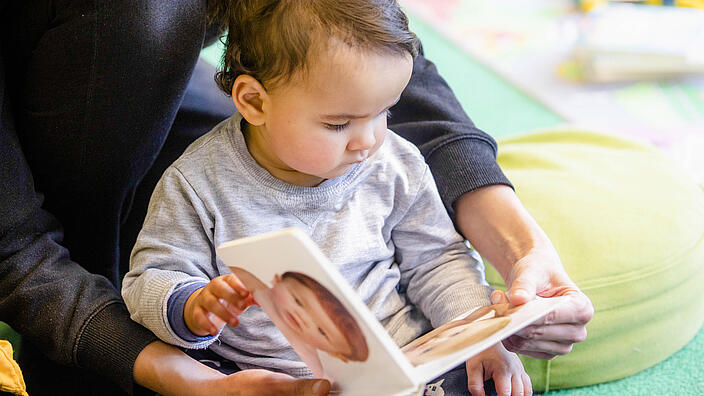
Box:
[247,41,413,186]
[271,275,352,359]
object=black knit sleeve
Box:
[388,53,513,218]
[0,74,157,394]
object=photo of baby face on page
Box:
[231,267,369,377]
[401,303,523,366]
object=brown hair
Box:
[208,0,419,94]
[282,271,369,362]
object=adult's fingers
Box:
[506,276,538,306]
[526,292,594,327]
[501,335,573,359]
[512,323,588,344]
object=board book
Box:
[216,227,566,396]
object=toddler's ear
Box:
[232,74,268,126]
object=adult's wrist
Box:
[76,301,159,394]
[453,184,549,282]
[133,340,223,396]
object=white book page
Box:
[216,228,417,395]
[404,296,568,385]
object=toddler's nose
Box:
[348,125,376,151]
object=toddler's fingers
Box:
[210,277,249,313]
[192,307,219,335]
[200,290,239,326]
[465,361,485,396]
[490,289,510,305]
[223,273,251,298]
[522,372,533,396]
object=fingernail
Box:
[218,298,229,308]
[239,289,249,298]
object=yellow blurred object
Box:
[579,0,609,11]
[676,0,704,8]
[645,0,704,7]
[0,341,27,396]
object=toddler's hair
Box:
[282,271,369,361]
[208,0,419,94]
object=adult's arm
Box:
[133,341,330,396]
[390,53,593,358]
[0,72,157,392]
[454,186,593,359]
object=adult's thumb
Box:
[507,277,537,305]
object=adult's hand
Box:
[133,341,331,396]
[454,185,594,360]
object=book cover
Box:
[216,227,566,395]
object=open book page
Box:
[403,296,569,385]
[216,228,417,395]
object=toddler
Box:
[122,0,530,394]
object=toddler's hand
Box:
[184,274,255,336]
[465,343,531,396]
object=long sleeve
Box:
[388,53,513,217]
[122,166,221,350]
[0,73,157,394]
[392,166,492,328]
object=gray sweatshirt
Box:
[122,113,492,377]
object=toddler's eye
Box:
[318,327,328,338]
[323,122,349,131]
[294,297,303,307]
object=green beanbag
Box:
[487,130,704,391]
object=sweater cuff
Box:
[426,135,513,219]
[167,281,212,342]
[75,301,158,395]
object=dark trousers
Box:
[187,348,497,396]
[1,1,233,394]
